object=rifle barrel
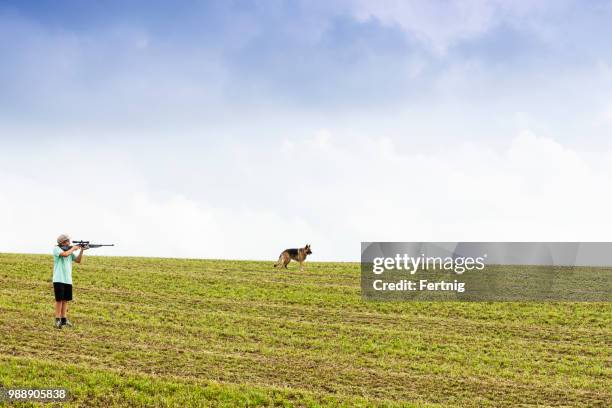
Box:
[72,241,114,247]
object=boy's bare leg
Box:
[61,301,68,318]
[55,301,62,318]
[60,301,73,327]
[54,301,63,329]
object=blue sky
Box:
[1,1,612,260]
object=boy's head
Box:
[57,234,70,247]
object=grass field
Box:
[0,253,610,407]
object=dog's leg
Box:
[299,261,304,272]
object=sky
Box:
[1,0,612,261]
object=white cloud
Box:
[1,130,611,262]
[344,0,570,54]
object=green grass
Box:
[0,254,610,407]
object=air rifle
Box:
[60,240,115,251]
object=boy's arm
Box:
[59,246,80,257]
[74,247,84,264]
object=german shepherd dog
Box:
[275,244,312,271]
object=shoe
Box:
[55,320,62,329]
[62,319,73,328]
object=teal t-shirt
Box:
[52,246,77,284]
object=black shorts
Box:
[53,282,73,301]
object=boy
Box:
[53,234,86,329]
